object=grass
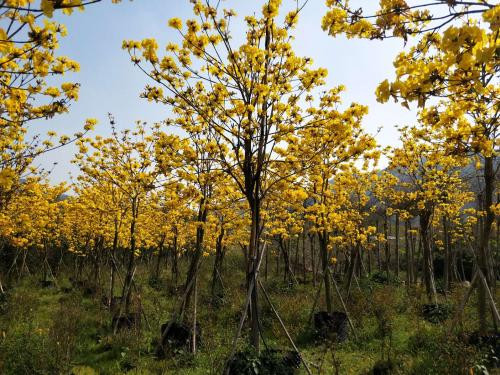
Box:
[0,255,498,374]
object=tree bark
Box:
[211,226,225,303]
[121,197,138,315]
[109,221,119,309]
[384,216,390,273]
[376,219,382,271]
[477,156,495,333]
[248,196,261,351]
[395,214,400,276]
[319,231,333,313]
[405,220,412,288]
[181,199,207,317]
[420,212,437,303]
[153,234,166,281]
[171,228,179,286]
[443,216,450,292]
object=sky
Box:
[33,0,419,184]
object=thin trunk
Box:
[192,274,198,354]
[248,197,261,351]
[367,234,372,275]
[278,237,293,284]
[181,199,207,317]
[319,231,333,313]
[211,227,225,302]
[276,243,280,276]
[405,220,411,288]
[118,197,138,318]
[302,232,306,284]
[395,214,400,276]
[294,234,300,275]
[93,236,102,287]
[415,233,422,285]
[420,212,437,304]
[171,230,179,286]
[108,245,116,309]
[265,242,268,282]
[496,192,499,281]
[345,244,359,299]
[153,235,166,280]
[443,217,450,292]
[478,156,495,333]
[376,219,381,270]
[310,234,316,287]
[384,216,390,272]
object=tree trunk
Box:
[310,234,316,286]
[171,229,179,286]
[265,242,268,282]
[109,223,119,308]
[278,237,293,284]
[443,217,450,292]
[121,198,138,315]
[302,232,306,284]
[247,196,261,352]
[477,156,496,333]
[319,231,333,313]
[405,220,411,288]
[93,236,103,287]
[153,235,166,281]
[376,219,381,270]
[294,234,300,275]
[114,199,138,334]
[181,199,207,317]
[384,216,390,273]
[420,212,437,304]
[345,244,359,298]
[367,234,372,275]
[395,214,400,276]
[211,226,225,303]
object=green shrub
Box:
[407,327,439,354]
[407,332,479,375]
[370,271,402,286]
[0,324,62,375]
[227,349,299,375]
[420,303,452,323]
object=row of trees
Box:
[0,0,498,360]
[0,113,494,335]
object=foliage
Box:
[0,1,498,374]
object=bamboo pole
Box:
[258,279,313,375]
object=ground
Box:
[0,254,498,375]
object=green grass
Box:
[0,256,498,374]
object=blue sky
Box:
[34,0,418,183]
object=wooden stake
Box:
[331,273,357,340]
[448,272,477,335]
[258,279,313,375]
[307,281,323,327]
[192,274,198,354]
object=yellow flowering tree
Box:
[322,1,496,40]
[291,95,378,313]
[0,180,67,286]
[124,0,362,350]
[323,0,499,333]
[155,128,228,324]
[0,0,120,210]
[73,119,162,320]
[388,126,472,302]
